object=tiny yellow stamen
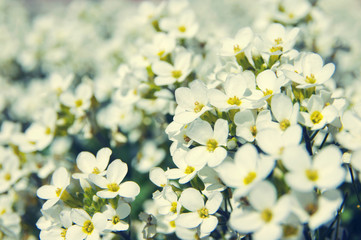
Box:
[107,183,120,192]
[157,50,165,57]
[233,44,241,53]
[170,202,177,213]
[261,209,273,223]
[270,46,283,53]
[305,203,318,215]
[82,220,94,235]
[183,135,191,143]
[206,139,218,152]
[45,127,52,135]
[184,166,195,174]
[55,187,62,197]
[60,228,67,239]
[274,38,283,45]
[198,207,209,219]
[243,172,257,185]
[4,173,11,181]
[227,96,242,106]
[92,167,100,174]
[112,215,120,225]
[310,111,323,124]
[283,225,298,237]
[169,220,176,228]
[305,74,316,84]
[263,89,273,96]
[172,70,182,79]
[75,99,83,107]
[250,125,257,136]
[279,119,290,131]
[178,25,186,33]
[305,169,318,182]
[193,101,204,113]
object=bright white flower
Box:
[230,181,291,240]
[208,74,255,111]
[350,149,361,173]
[66,209,107,240]
[149,167,170,189]
[336,110,361,150]
[174,80,211,124]
[73,148,112,180]
[282,145,345,192]
[261,23,299,55]
[159,10,199,39]
[37,167,70,210]
[166,148,205,184]
[234,109,275,142]
[256,70,284,101]
[186,118,228,167]
[176,188,222,237]
[256,125,302,159]
[155,188,181,217]
[89,159,140,199]
[271,93,299,131]
[284,53,335,89]
[152,51,192,86]
[299,95,338,130]
[165,121,193,156]
[219,27,254,56]
[39,208,72,240]
[290,189,342,230]
[218,144,275,198]
[103,201,130,232]
[60,82,93,117]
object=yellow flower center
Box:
[170,202,177,213]
[263,89,273,96]
[45,127,52,135]
[233,44,241,54]
[270,46,283,53]
[178,25,186,33]
[243,171,257,185]
[4,173,11,181]
[92,167,100,174]
[107,183,120,192]
[274,38,283,45]
[206,139,218,152]
[193,101,204,113]
[279,119,290,131]
[250,125,257,136]
[198,207,209,219]
[82,220,94,235]
[60,228,67,239]
[184,166,195,174]
[112,215,120,225]
[305,74,316,84]
[157,50,165,57]
[55,187,62,197]
[172,70,182,79]
[261,208,273,223]
[170,220,176,228]
[305,169,319,182]
[305,203,318,215]
[227,96,242,106]
[283,225,298,237]
[310,111,323,124]
[75,99,83,107]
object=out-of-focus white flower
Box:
[159,10,199,39]
[219,27,253,56]
[60,82,93,117]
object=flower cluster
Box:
[0,0,361,239]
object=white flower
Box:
[159,10,199,39]
[256,125,302,159]
[133,141,165,173]
[274,0,311,24]
[336,110,361,150]
[186,118,228,167]
[174,80,211,124]
[166,148,205,184]
[103,201,130,232]
[290,189,342,230]
[271,93,299,131]
[60,82,93,117]
[299,95,338,130]
[256,70,284,101]
[89,160,140,199]
[282,145,346,192]
[37,167,70,210]
[176,188,222,237]
[66,209,107,240]
[219,27,254,56]
[217,144,275,198]
[152,51,192,86]
[230,181,291,240]
[73,148,112,180]
[143,33,175,61]
[155,188,181,217]
[284,53,335,89]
